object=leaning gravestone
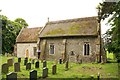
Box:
[59,58,62,64]
[6,72,17,80]
[35,61,39,68]
[26,63,31,70]
[31,59,35,64]
[43,60,47,68]
[2,63,9,74]
[7,58,13,66]
[42,67,48,78]
[30,70,37,80]
[18,58,21,63]
[52,64,56,75]
[14,62,20,72]
[24,58,28,65]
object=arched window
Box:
[49,43,55,54]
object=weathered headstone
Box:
[26,57,28,62]
[6,72,17,80]
[52,64,56,75]
[2,63,9,74]
[24,58,28,65]
[14,62,20,72]
[26,63,31,70]
[30,70,37,80]
[35,61,39,68]
[97,73,100,80]
[7,58,13,66]
[31,59,35,64]
[59,58,62,64]
[65,61,69,69]
[42,67,48,78]
[5,53,8,57]
[43,60,47,68]
[18,58,21,63]
[69,55,76,63]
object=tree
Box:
[1,15,28,54]
[97,1,120,61]
[14,18,28,28]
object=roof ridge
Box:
[48,16,97,24]
[25,27,42,29]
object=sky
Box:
[0,0,110,34]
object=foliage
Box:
[97,1,120,61]
[0,15,28,54]
[14,18,28,28]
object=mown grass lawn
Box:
[0,55,119,79]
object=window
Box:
[33,47,37,56]
[70,51,75,56]
[49,44,55,54]
[83,43,90,55]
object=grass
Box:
[107,51,114,60]
[0,55,119,79]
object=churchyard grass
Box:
[0,55,119,79]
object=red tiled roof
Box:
[16,27,42,43]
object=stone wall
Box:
[40,36,100,63]
[17,43,37,58]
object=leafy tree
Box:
[0,15,28,54]
[14,18,28,28]
[97,1,120,61]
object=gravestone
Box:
[6,72,17,80]
[42,67,48,78]
[24,58,28,65]
[97,73,100,80]
[26,63,31,70]
[65,61,69,69]
[14,62,20,72]
[2,63,9,74]
[31,59,35,64]
[35,61,39,68]
[5,53,8,57]
[59,58,62,64]
[18,58,21,63]
[69,55,76,63]
[52,64,56,75]
[54,59,58,65]
[7,58,13,66]
[43,60,47,68]
[30,70,37,80]
[25,57,28,61]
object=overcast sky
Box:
[0,0,110,34]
